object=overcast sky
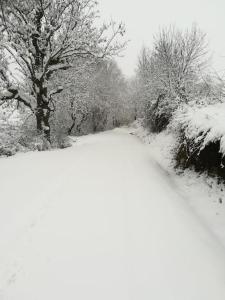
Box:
[98,0,225,77]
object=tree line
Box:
[0,0,131,151]
[132,25,225,179]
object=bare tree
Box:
[0,0,126,140]
[135,25,208,131]
[152,25,208,102]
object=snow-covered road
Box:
[1,128,225,299]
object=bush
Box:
[173,102,225,180]
[0,109,72,158]
[146,94,178,133]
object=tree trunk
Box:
[35,107,51,142]
[35,81,51,142]
[68,121,76,136]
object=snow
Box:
[173,102,225,155]
[1,129,225,299]
[133,121,225,247]
[0,108,22,128]
[0,108,23,148]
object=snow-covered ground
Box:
[133,122,225,247]
[1,128,225,299]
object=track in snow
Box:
[0,128,225,300]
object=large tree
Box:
[135,25,208,131]
[0,0,126,140]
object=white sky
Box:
[98,0,225,77]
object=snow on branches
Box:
[0,0,126,140]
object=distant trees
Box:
[51,58,132,136]
[135,25,208,131]
[0,0,126,140]
[90,60,130,131]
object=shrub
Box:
[173,102,225,180]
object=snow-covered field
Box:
[1,128,225,299]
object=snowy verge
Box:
[173,102,225,155]
[131,120,225,248]
[0,107,72,157]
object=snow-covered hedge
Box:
[173,102,225,179]
[0,107,71,157]
[173,103,225,154]
[0,108,24,156]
